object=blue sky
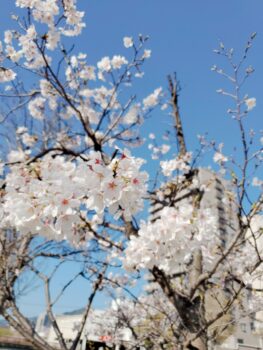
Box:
[0,1,262,317]
[83,0,263,152]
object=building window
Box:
[240,323,246,333]
[237,338,244,344]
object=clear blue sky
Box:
[0,1,262,317]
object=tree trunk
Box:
[184,249,207,350]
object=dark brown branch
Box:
[168,73,187,156]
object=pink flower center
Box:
[108,181,117,190]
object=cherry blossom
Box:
[8,149,27,163]
[124,204,219,274]
[213,151,228,164]
[213,143,228,164]
[122,105,140,125]
[245,97,256,111]
[97,56,112,72]
[46,28,61,50]
[160,152,192,176]
[0,68,16,82]
[143,87,163,109]
[123,36,133,48]
[0,3,261,348]
[142,49,151,59]
[3,150,149,242]
[28,97,46,120]
[111,55,128,69]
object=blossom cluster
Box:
[160,152,192,177]
[2,150,148,243]
[225,215,263,287]
[0,0,261,296]
[16,0,85,38]
[0,0,155,152]
[0,0,85,78]
[25,51,146,130]
[124,203,219,274]
[213,143,228,165]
